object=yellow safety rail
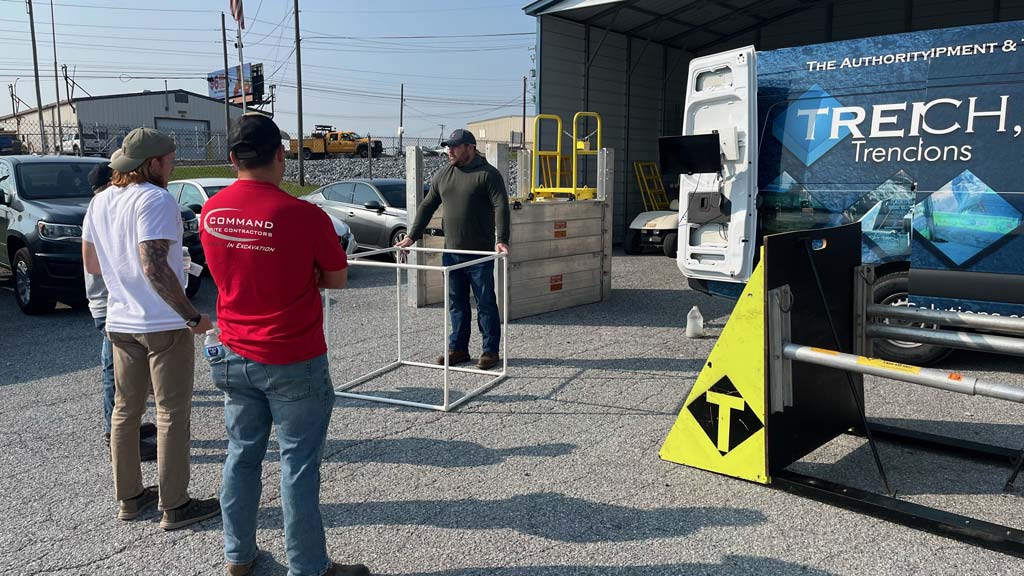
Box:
[531,111,603,201]
[633,161,671,211]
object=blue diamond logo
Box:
[913,170,1022,266]
[772,84,852,166]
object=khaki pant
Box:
[108,329,195,510]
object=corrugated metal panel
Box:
[76,92,242,132]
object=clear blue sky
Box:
[0,0,537,138]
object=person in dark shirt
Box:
[398,129,510,370]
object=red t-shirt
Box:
[200,179,347,365]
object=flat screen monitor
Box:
[658,133,722,175]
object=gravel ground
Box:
[0,254,1022,576]
[283,155,518,193]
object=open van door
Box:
[676,46,758,284]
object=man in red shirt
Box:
[201,114,368,576]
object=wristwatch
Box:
[185,313,202,328]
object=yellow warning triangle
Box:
[660,259,768,484]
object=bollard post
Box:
[405,146,425,307]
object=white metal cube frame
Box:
[323,246,508,411]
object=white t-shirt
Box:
[83,182,186,334]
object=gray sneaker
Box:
[160,497,221,531]
[118,486,159,520]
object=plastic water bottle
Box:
[203,329,225,364]
[182,246,191,273]
[686,305,704,338]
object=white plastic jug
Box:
[686,305,704,338]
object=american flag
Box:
[230,0,244,30]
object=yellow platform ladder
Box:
[531,111,603,201]
[633,161,671,211]
[539,154,571,189]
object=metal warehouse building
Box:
[524,0,1024,241]
[0,89,243,159]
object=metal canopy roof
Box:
[523,0,828,53]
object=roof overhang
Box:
[524,0,829,53]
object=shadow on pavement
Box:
[380,556,838,576]
[261,492,766,543]
[191,437,575,469]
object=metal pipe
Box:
[867,304,1024,336]
[443,269,450,411]
[783,344,1024,403]
[867,324,1024,358]
[395,266,402,362]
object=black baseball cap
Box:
[87,162,114,191]
[229,113,291,159]
[442,128,476,148]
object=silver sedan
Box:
[302,179,423,260]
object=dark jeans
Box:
[443,252,501,354]
[95,317,114,435]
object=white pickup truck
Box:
[61,132,103,156]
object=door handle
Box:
[348,212,355,217]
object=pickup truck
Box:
[673,20,1024,365]
[61,132,104,156]
[289,125,383,160]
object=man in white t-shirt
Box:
[82,128,220,531]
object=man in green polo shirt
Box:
[397,129,510,370]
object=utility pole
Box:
[221,12,230,141]
[294,0,305,186]
[398,83,404,154]
[269,84,276,117]
[438,124,445,145]
[9,84,21,138]
[236,24,247,113]
[522,76,527,149]
[49,0,63,153]
[26,0,48,154]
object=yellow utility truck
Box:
[289,125,383,160]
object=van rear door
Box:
[676,46,758,284]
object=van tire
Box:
[871,270,954,366]
[623,229,641,255]
[662,232,678,258]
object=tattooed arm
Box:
[139,239,209,332]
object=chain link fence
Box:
[1,120,521,196]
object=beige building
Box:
[467,115,534,148]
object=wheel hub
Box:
[15,259,31,304]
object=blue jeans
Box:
[95,318,114,435]
[443,252,501,354]
[211,348,335,576]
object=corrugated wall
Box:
[537,0,1022,244]
[76,93,242,132]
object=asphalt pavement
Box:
[0,253,1022,575]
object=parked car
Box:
[0,155,203,314]
[168,178,358,259]
[61,132,104,156]
[301,178,426,261]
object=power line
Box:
[300,2,524,14]
[0,17,221,31]
[0,0,220,13]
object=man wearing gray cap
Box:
[83,127,220,531]
[398,128,510,370]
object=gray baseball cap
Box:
[110,128,176,172]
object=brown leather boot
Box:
[476,352,500,370]
[435,350,470,366]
